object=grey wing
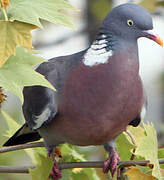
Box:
[23,61,59,130]
[23,50,86,130]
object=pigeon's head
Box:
[101,3,163,47]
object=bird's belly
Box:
[50,60,143,146]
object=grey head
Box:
[99,3,162,47]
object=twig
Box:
[1,159,164,174]
[125,129,137,160]
[0,142,44,153]
[0,166,35,173]
[125,129,136,146]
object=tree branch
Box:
[1,142,164,174]
[0,159,164,174]
[0,142,44,153]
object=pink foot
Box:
[50,162,62,179]
[48,148,62,179]
[103,147,120,177]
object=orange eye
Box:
[127,19,134,26]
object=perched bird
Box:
[4,3,163,179]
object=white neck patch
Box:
[83,36,113,67]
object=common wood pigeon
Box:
[4,3,163,179]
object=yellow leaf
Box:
[0,21,36,66]
[1,0,10,9]
[127,125,145,146]
[125,167,155,180]
[134,122,161,179]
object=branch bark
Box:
[1,142,164,174]
[0,142,44,153]
[1,159,164,174]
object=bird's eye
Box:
[127,19,134,26]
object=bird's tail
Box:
[3,123,41,146]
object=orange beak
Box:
[143,29,163,47]
[155,36,163,47]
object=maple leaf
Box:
[0,47,55,103]
[0,21,36,66]
[125,167,155,180]
[7,0,75,28]
[134,122,162,179]
[1,0,10,9]
[29,149,53,180]
[116,132,135,161]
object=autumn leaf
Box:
[125,167,155,180]
[127,125,145,146]
[0,21,36,66]
[134,122,162,179]
[1,0,10,9]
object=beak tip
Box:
[143,29,163,47]
[157,36,163,47]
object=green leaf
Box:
[7,0,76,28]
[60,169,72,180]
[1,110,20,138]
[2,110,37,163]
[0,47,55,103]
[61,144,86,162]
[72,168,100,180]
[61,144,100,180]
[116,132,135,161]
[135,122,162,179]
[29,149,53,180]
[0,20,36,66]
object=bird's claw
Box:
[48,148,62,179]
[103,149,120,177]
[50,162,62,179]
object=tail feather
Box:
[3,124,41,146]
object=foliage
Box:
[116,122,163,180]
[29,149,53,180]
[0,0,74,101]
[0,47,55,102]
[6,0,76,29]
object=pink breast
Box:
[54,52,143,145]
